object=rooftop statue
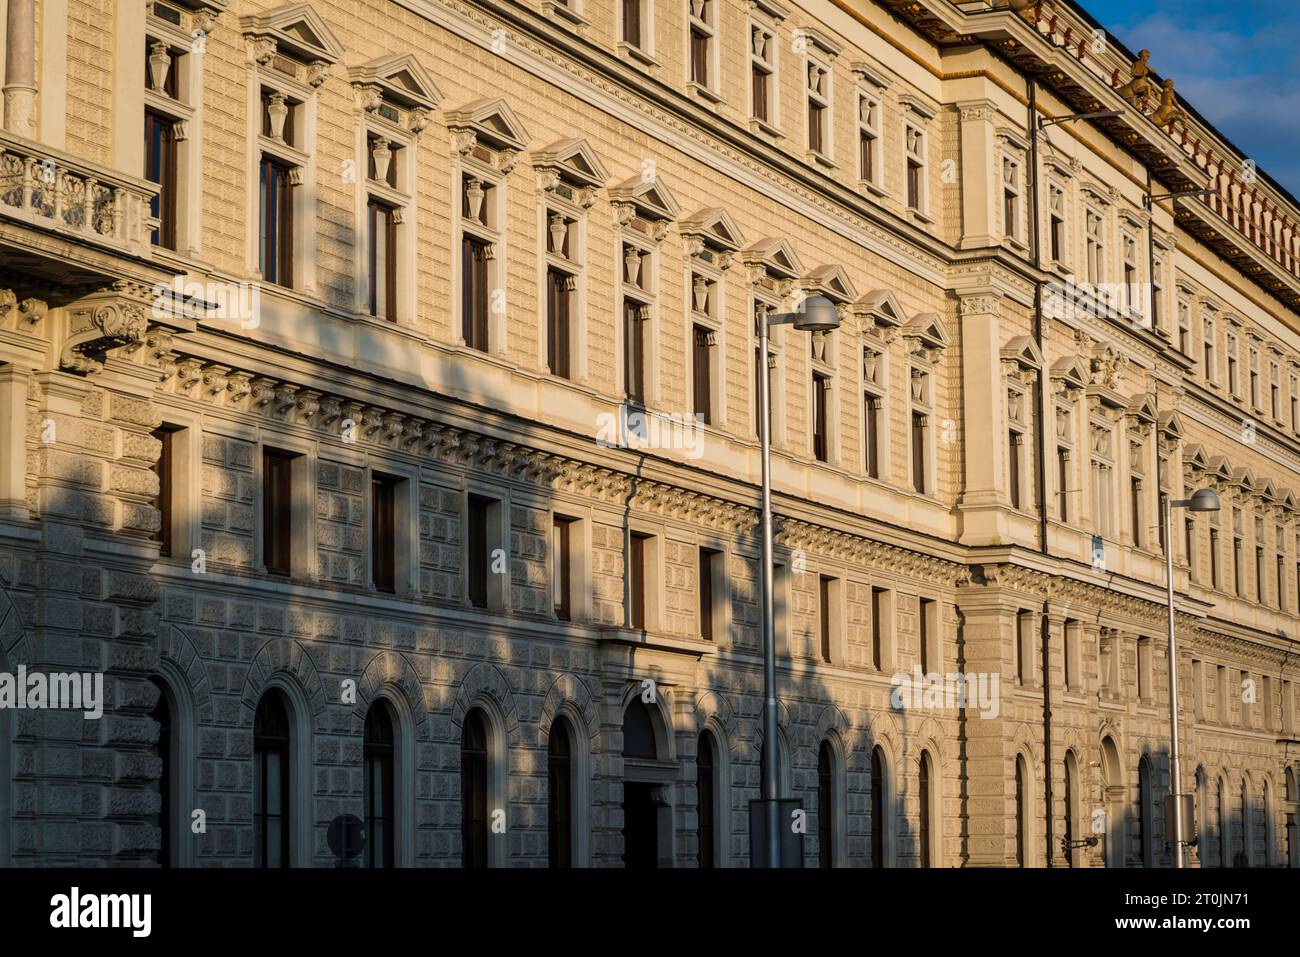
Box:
[1116,49,1157,105]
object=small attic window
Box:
[378,103,401,124]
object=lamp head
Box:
[791,295,841,333]
[1187,488,1221,512]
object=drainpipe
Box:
[1027,77,1055,868]
[3,0,38,136]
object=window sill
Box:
[748,116,783,139]
[859,179,887,200]
[542,0,590,34]
[1002,236,1029,255]
[686,81,724,107]
[1049,259,1073,276]
[805,148,835,170]
[908,207,934,226]
[616,42,660,71]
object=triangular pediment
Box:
[1233,467,1256,492]
[1279,487,1297,511]
[852,289,907,328]
[531,138,610,190]
[1050,355,1091,391]
[1206,455,1234,483]
[1260,477,1279,502]
[349,54,442,111]
[1126,393,1158,424]
[608,174,682,221]
[1182,443,1209,471]
[1001,335,1043,370]
[1157,410,1185,441]
[903,312,950,350]
[741,237,803,280]
[801,264,857,304]
[679,207,745,253]
[240,4,345,63]
[444,97,531,153]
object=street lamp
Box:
[753,293,841,868]
[1163,487,1220,867]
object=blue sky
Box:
[1080,0,1300,197]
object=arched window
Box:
[697,732,715,868]
[918,750,933,868]
[1138,758,1152,866]
[871,745,887,868]
[1217,779,1229,867]
[363,701,395,868]
[1263,780,1275,867]
[253,690,292,868]
[817,740,834,868]
[1064,753,1080,867]
[151,679,174,868]
[461,709,490,868]
[1286,768,1298,869]
[548,718,573,868]
[1239,779,1250,867]
[1014,755,1028,866]
[623,698,658,759]
[1195,768,1208,867]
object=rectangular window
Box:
[806,60,828,156]
[1137,637,1152,701]
[1203,319,1216,382]
[624,300,646,404]
[1185,516,1196,582]
[812,372,829,462]
[1002,156,1020,241]
[547,268,572,379]
[262,449,295,576]
[919,597,935,674]
[1210,527,1220,588]
[1056,447,1069,521]
[621,0,642,47]
[1227,336,1239,395]
[693,325,712,424]
[1085,209,1104,285]
[151,426,178,557]
[870,587,886,670]
[467,494,491,609]
[371,474,397,594]
[911,412,927,494]
[750,24,774,124]
[688,1,714,89]
[1217,664,1228,723]
[1009,431,1022,509]
[461,235,490,352]
[699,547,719,640]
[1049,184,1066,263]
[857,95,879,186]
[906,125,925,211]
[367,199,397,321]
[1130,477,1142,548]
[552,516,573,621]
[818,575,833,663]
[1192,659,1204,720]
[864,395,880,479]
[1233,536,1243,596]
[1256,545,1265,603]
[144,111,178,249]
[629,532,649,629]
[1278,554,1286,611]
[258,156,294,288]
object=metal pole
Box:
[758,308,780,868]
[1164,496,1185,868]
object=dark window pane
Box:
[818,741,833,868]
[699,548,715,640]
[548,720,572,868]
[467,495,490,608]
[254,691,291,868]
[363,704,395,868]
[693,325,712,423]
[624,301,645,403]
[622,698,657,760]
[144,111,177,248]
[462,236,490,351]
[697,733,715,868]
[371,475,396,594]
[547,269,572,379]
[263,449,294,576]
[553,516,572,621]
[152,426,176,557]
[461,710,489,868]
[629,533,647,629]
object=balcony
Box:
[0,129,166,288]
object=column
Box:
[3,0,36,135]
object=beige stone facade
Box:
[0,0,1297,866]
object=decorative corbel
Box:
[225,371,253,405]
[201,364,230,398]
[295,389,322,421]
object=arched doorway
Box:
[1285,768,1298,868]
[1063,751,1081,868]
[548,717,574,868]
[363,701,396,868]
[460,709,490,868]
[253,690,293,869]
[621,697,672,868]
[1099,736,1125,868]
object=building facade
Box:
[0,0,1298,867]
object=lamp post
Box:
[754,293,841,868]
[1163,487,1220,867]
